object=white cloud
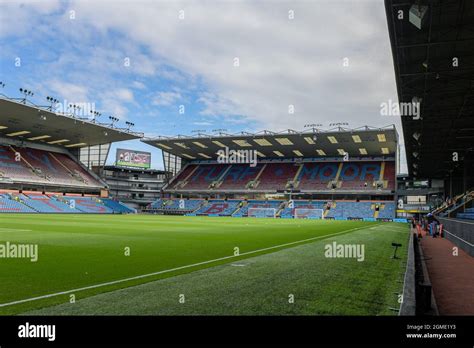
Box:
[151,91,182,106]
[66,0,399,131]
[47,79,89,102]
[131,81,146,90]
[2,0,407,172]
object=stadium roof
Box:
[142,125,398,160]
[0,97,143,148]
[385,0,474,179]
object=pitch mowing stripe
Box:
[0,228,32,232]
[0,223,381,308]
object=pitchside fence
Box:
[437,217,474,256]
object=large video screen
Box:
[116,148,151,169]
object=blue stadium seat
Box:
[0,194,36,213]
[102,199,136,213]
[194,200,241,216]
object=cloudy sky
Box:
[0,0,406,172]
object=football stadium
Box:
[0,0,473,345]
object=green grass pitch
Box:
[0,214,409,315]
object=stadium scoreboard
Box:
[116,148,151,169]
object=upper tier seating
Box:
[297,163,337,190]
[165,161,395,192]
[0,145,103,188]
[255,163,299,191]
[181,164,227,190]
[218,164,264,190]
[383,162,396,190]
[0,146,44,183]
[168,164,198,189]
[339,162,381,190]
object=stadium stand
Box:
[147,197,396,220]
[218,164,265,190]
[0,145,103,188]
[180,164,227,190]
[163,160,395,193]
[339,162,381,190]
[102,199,136,213]
[325,201,396,220]
[167,164,198,190]
[280,200,326,218]
[233,200,284,217]
[0,192,135,214]
[70,197,114,214]
[194,199,241,216]
[296,163,337,190]
[249,163,299,191]
[150,198,203,212]
[0,193,36,213]
[20,193,80,213]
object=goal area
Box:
[294,208,324,219]
[247,207,276,218]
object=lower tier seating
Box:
[102,199,136,213]
[193,200,241,216]
[0,193,134,214]
[234,200,283,217]
[149,198,396,219]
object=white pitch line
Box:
[0,223,382,308]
